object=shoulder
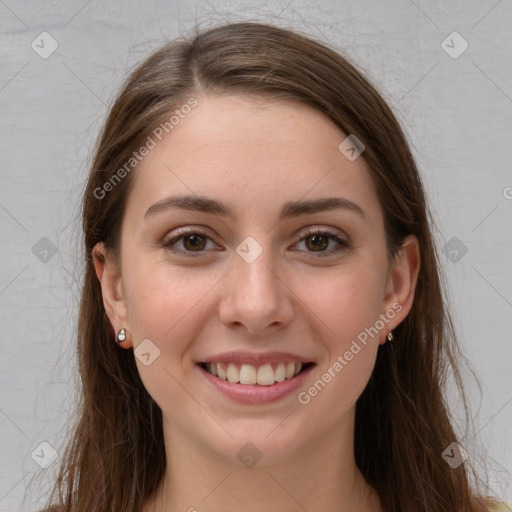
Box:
[489,504,512,512]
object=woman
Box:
[41,21,508,511]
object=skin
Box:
[93,94,420,512]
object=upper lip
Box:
[197,351,315,366]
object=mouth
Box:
[197,359,316,404]
[197,361,315,386]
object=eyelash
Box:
[161,227,350,258]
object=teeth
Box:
[256,364,274,386]
[274,363,286,382]
[217,363,227,380]
[226,363,240,383]
[204,361,307,386]
[240,364,257,385]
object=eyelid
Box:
[301,225,345,240]
[162,226,221,256]
[292,226,350,257]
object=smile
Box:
[199,361,314,386]
[197,361,316,404]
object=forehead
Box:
[125,94,380,222]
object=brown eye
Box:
[305,234,330,252]
[294,228,350,257]
[182,234,207,251]
[163,229,218,257]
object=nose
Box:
[218,246,294,336]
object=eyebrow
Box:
[144,194,366,221]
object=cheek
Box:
[123,256,217,347]
[302,261,387,347]
[123,259,218,410]
[298,341,377,419]
[295,267,384,414]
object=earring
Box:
[116,328,126,343]
[386,326,394,342]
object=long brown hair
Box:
[40,21,498,511]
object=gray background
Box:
[1,0,511,510]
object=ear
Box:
[92,242,132,348]
[379,234,420,345]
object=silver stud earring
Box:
[116,328,126,343]
[386,326,394,342]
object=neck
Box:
[144,409,382,512]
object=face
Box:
[95,94,418,466]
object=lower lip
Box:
[197,364,315,404]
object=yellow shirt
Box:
[492,504,512,512]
